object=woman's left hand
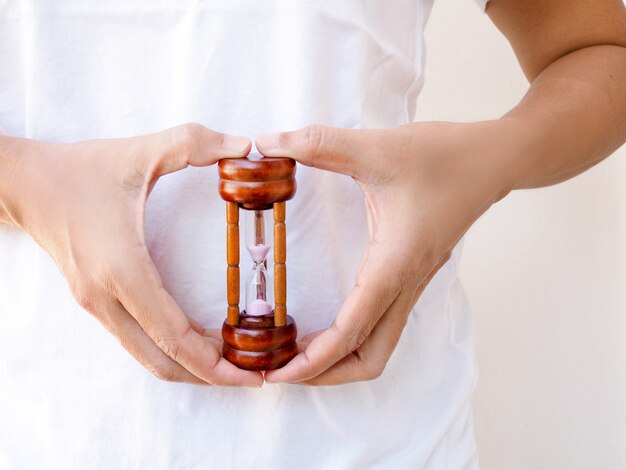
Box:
[256,120,521,385]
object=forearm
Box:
[0,135,24,226]
[502,44,626,189]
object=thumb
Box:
[138,123,251,177]
[256,124,381,178]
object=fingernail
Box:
[256,132,281,153]
[222,134,250,154]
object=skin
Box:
[0,125,263,386]
[1,0,625,386]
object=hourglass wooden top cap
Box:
[218,155,297,210]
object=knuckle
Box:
[86,263,120,298]
[121,156,148,190]
[177,122,204,143]
[170,123,204,156]
[68,278,98,313]
[149,362,180,382]
[103,263,124,295]
[302,124,328,163]
[353,331,369,351]
[74,289,95,312]
[361,359,386,381]
[104,254,148,298]
[153,325,192,364]
[293,350,314,377]
[154,335,182,362]
[331,321,369,356]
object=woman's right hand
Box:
[0,124,264,387]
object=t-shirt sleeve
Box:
[474,0,489,11]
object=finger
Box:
[298,254,450,386]
[299,329,325,345]
[112,248,264,387]
[138,123,251,177]
[187,321,223,342]
[98,299,206,384]
[264,242,403,384]
[189,318,208,336]
[294,330,325,354]
[256,125,388,178]
[189,321,223,342]
[300,292,414,385]
[203,328,223,341]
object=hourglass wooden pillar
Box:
[218,156,298,371]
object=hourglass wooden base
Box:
[222,314,297,370]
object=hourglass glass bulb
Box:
[246,266,273,316]
[246,210,270,260]
[245,209,273,316]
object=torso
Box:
[0,1,478,468]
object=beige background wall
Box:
[415,1,626,469]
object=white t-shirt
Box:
[0,1,484,468]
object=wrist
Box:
[0,135,34,228]
[440,119,519,205]
[459,118,539,199]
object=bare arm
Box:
[489,0,626,188]
[258,0,626,385]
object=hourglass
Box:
[217,154,298,370]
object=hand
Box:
[257,120,520,385]
[3,124,263,386]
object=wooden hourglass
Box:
[218,154,298,371]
